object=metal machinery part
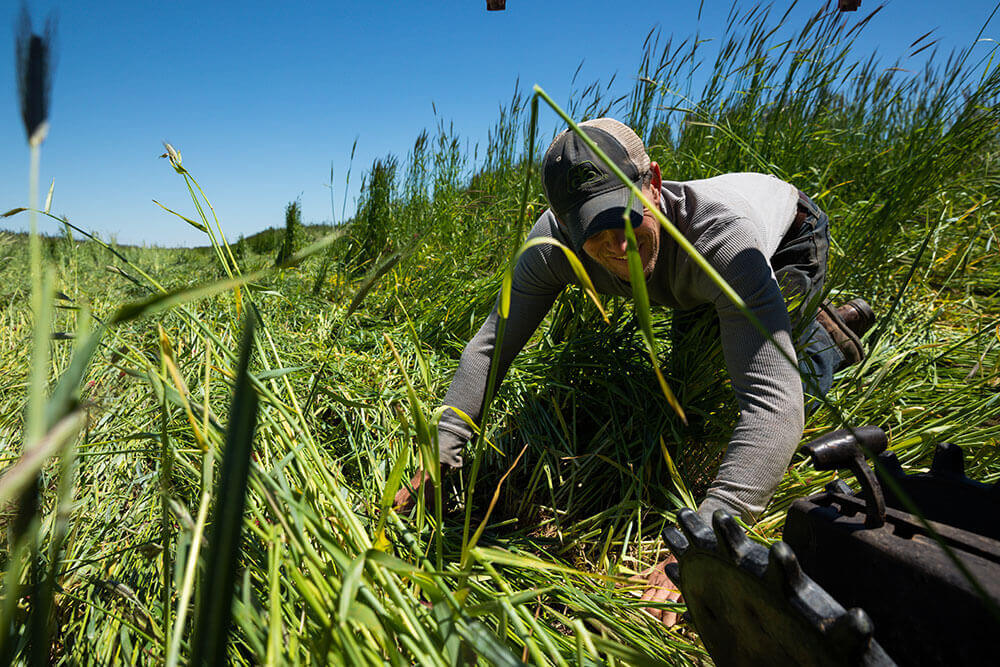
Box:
[784,426,1000,666]
[663,509,894,667]
[877,440,1000,540]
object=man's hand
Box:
[392,465,450,515]
[636,554,683,627]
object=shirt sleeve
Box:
[436,213,571,467]
[687,217,805,522]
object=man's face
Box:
[581,181,661,281]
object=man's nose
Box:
[610,228,628,252]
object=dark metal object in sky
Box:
[487,0,506,10]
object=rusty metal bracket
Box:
[800,425,888,527]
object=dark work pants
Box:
[772,192,842,404]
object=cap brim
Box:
[565,185,644,249]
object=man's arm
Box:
[394,214,572,513]
[689,220,805,522]
[435,213,572,468]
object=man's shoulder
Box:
[526,208,567,240]
[676,172,792,191]
[668,173,794,207]
[521,209,577,264]
[512,209,575,293]
[663,173,798,250]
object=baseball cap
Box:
[542,118,651,250]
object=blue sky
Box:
[1,1,997,247]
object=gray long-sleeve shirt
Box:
[437,173,804,521]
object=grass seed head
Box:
[161,141,186,173]
[15,4,56,147]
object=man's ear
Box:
[649,161,662,189]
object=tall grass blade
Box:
[189,313,260,665]
[152,199,209,232]
[0,411,85,507]
[622,195,687,423]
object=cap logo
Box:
[567,161,604,193]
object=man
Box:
[394,118,873,624]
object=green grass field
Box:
[3,5,1000,664]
